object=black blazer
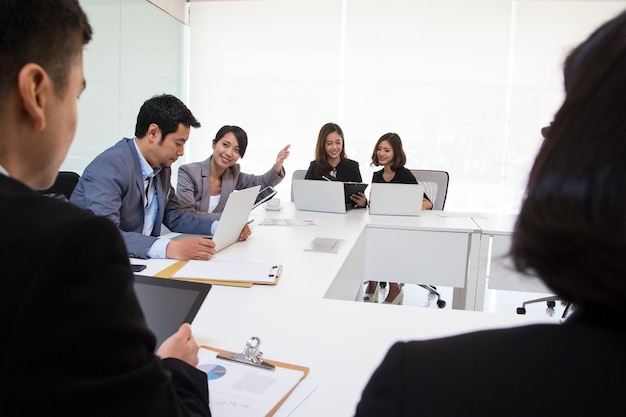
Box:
[354,312,626,416]
[0,175,210,417]
[305,158,362,182]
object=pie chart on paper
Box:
[199,363,227,380]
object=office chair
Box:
[290,169,307,202]
[40,171,80,201]
[410,170,449,308]
[516,296,573,319]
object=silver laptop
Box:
[210,185,259,251]
[368,183,425,216]
[292,179,348,214]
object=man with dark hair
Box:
[71,93,251,260]
[0,1,210,415]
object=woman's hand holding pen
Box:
[274,144,291,174]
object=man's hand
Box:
[166,237,216,260]
[156,323,200,366]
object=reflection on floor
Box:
[362,281,571,318]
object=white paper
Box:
[198,349,307,417]
[173,261,280,283]
[258,219,321,226]
[272,379,318,417]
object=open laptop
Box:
[210,185,260,251]
[173,185,260,251]
[292,179,349,214]
[368,183,425,216]
[133,274,211,348]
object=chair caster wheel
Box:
[436,300,446,309]
[516,307,526,315]
[547,300,556,308]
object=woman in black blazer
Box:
[305,122,367,207]
[355,10,626,417]
[364,133,432,305]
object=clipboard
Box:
[199,337,310,417]
[155,260,282,287]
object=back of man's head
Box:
[0,0,92,100]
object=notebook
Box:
[292,179,348,214]
[211,185,260,251]
[133,274,211,348]
[368,182,425,216]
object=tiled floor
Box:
[361,281,571,318]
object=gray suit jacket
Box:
[176,156,284,220]
[70,138,215,258]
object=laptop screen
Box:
[368,183,425,216]
[133,274,211,348]
[292,179,348,213]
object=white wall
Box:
[148,0,187,23]
[187,0,626,212]
[67,0,187,182]
[68,0,626,213]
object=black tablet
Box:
[343,182,368,204]
[133,274,211,348]
[253,185,277,209]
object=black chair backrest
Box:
[40,171,80,201]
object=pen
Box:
[322,176,332,181]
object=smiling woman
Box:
[175,124,290,220]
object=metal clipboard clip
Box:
[217,337,276,371]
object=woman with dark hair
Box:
[305,122,367,207]
[363,133,433,304]
[177,125,290,219]
[355,10,626,416]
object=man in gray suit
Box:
[71,94,250,260]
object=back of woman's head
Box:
[511,10,626,313]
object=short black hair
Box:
[135,94,201,142]
[0,0,92,99]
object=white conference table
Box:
[138,204,558,416]
[472,213,553,311]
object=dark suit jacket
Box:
[70,138,215,258]
[176,156,284,220]
[305,158,362,182]
[354,312,626,416]
[0,174,210,417]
